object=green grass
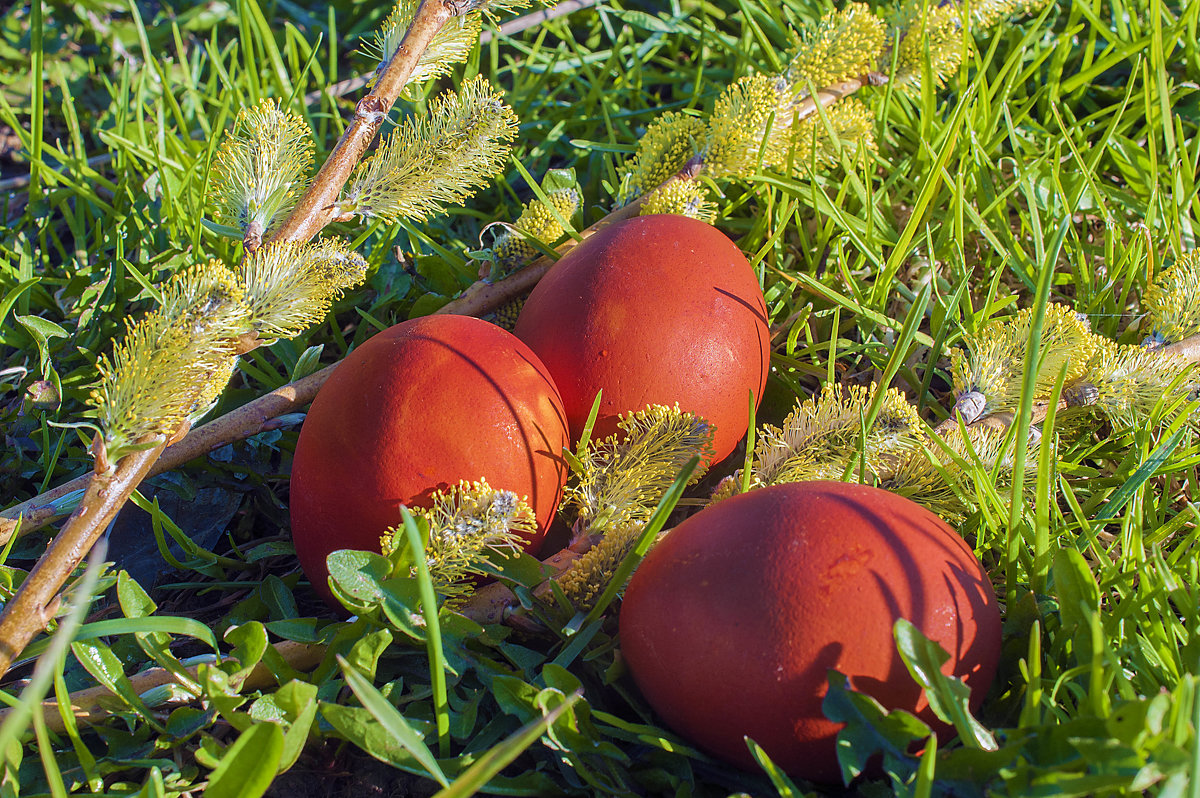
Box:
[0,0,1198,794]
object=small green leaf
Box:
[745,736,803,797]
[822,670,930,784]
[490,674,541,723]
[261,575,300,620]
[16,314,67,379]
[290,344,324,381]
[893,619,997,750]
[610,8,690,33]
[346,628,394,681]
[203,722,284,798]
[15,314,68,345]
[201,218,247,238]
[0,279,39,329]
[539,167,577,194]
[116,571,157,618]
[225,622,269,681]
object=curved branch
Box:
[0,439,167,674]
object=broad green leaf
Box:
[320,702,434,771]
[1051,547,1101,661]
[327,549,392,605]
[70,640,164,732]
[276,681,319,773]
[203,722,284,798]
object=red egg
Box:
[289,315,569,606]
[619,481,1001,783]
[513,214,770,465]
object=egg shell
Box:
[513,214,770,465]
[289,315,569,606]
[618,481,1001,783]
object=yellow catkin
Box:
[493,188,580,272]
[785,3,887,92]
[786,97,877,173]
[967,0,1053,30]
[558,524,643,610]
[1142,251,1200,345]
[567,405,714,532]
[211,99,314,233]
[622,112,706,200]
[492,297,525,331]
[90,261,250,460]
[1087,339,1196,428]
[381,480,534,601]
[892,5,965,90]
[364,0,482,89]
[340,77,518,223]
[951,304,1096,417]
[750,383,925,488]
[704,74,787,178]
[239,239,368,340]
[639,180,716,223]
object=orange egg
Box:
[619,481,1001,783]
[289,315,569,606]
[513,214,770,465]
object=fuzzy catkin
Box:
[211,99,314,234]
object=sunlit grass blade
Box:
[431,691,581,798]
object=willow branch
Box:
[0,67,871,673]
[794,77,870,123]
[268,0,455,245]
[1157,336,1200,362]
[0,0,471,677]
[0,439,167,674]
[931,397,1066,438]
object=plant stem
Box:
[0,0,467,675]
[0,440,167,674]
[268,0,455,245]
